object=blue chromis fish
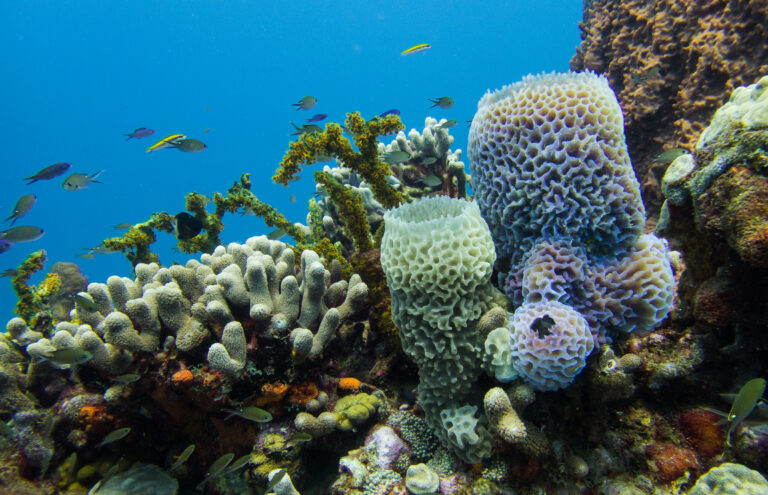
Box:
[124,127,155,140]
[379,109,400,117]
[723,378,766,445]
[292,96,317,110]
[97,427,131,448]
[437,119,458,129]
[62,171,104,191]
[428,96,454,109]
[169,444,195,471]
[173,138,207,153]
[23,162,71,184]
[401,43,430,56]
[42,348,92,365]
[306,113,327,123]
[146,134,186,153]
[5,194,36,225]
[0,226,44,243]
[223,406,272,423]
[290,122,322,135]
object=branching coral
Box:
[314,171,373,253]
[11,250,60,330]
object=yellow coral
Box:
[314,170,373,252]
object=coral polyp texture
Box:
[381,196,500,462]
[468,71,645,267]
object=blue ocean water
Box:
[0,1,581,319]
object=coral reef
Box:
[571,0,768,218]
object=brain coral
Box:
[468,71,645,271]
[507,301,595,391]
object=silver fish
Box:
[97,427,131,448]
[174,139,207,153]
[0,225,44,242]
[421,157,438,165]
[382,150,411,164]
[5,194,36,225]
[62,170,104,191]
[292,96,317,110]
[111,373,141,385]
[437,119,458,128]
[169,444,195,471]
[196,453,235,491]
[418,174,443,187]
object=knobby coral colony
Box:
[2,74,768,495]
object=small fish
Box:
[112,223,132,230]
[0,226,44,243]
[267,469,288,490]
[290,122,321,135]
[42,348,93,365]
[418,174,442,187]
[73,293,99,312]
[306,113,327,123]
[631,66,661,83]
[170,444,195,471]
[0,268,17,277]
[87,244,115,255]
[287,432,312,445]
[23,162,71,184]
[124,127,155,141]
[428,96,454,109]
[421,157,438,165]
[401,43,431,56]
[225,454,251,474]
[173,138,207,153]
[0,240,12,254]
[174,212,203,240]
[289,194,296,204]
[651,148,687,164]
[62,170,104,191]
[437,119,458,129]
[196,453,235,491]
[5,194,36,225]
[223,406,273,423]
[76,253,95,260]
[724,378,766,445]
[146,134,186,153]
[203,127,210,134]
[382,150,411,164]
[111,373,141,384]
[292,96,317,111]
[97,427,131,448]
[379,109,400,117]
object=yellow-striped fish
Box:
[401,43,430,56]
[145,134,186,153]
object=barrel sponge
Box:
[468,71,645,265]
[688,462,768,495]
[509,301,595,391]
[380,196,496,330]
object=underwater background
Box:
[2,1,768,494]
[0,1,581,317]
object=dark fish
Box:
[174,139,207,153]
[0,240,12,254]
[112,223,132,230]
[651,148,687,164]
[0,268,17,277]
[418,174,442,187]
[266,229,286,241]
[1,226,44,243]
[306,114,327,123]
[287,432,312,445]
[437,119,458,129]
[292,96,317,110]
[631,66,661,83]
[428,96,454,109]
[174,212,203,240]
[196,453,235,491]
[421,157,438,165]
[62,171,104,191]
[290,122,321,136]
[289,194,296,204]
[111,373,140,385]
[124,127,155,141]
[24,162,71,185]
[73,293,98,312]
[76,253,95,260]
[5,194,36,225]
[225,454,251,474]
[382,150,411,164]
[379,109,400,117]
[725,378,766,445]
